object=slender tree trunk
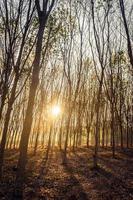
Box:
[93,77,103,168]
[126,119,129,148]
[0,75,18,177]
[14,19,46,197]
[86,126,90,148]
[111,103,115,158]
[63,115,71,164]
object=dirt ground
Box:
[0,147,133,200]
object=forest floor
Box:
[0,147,133,200]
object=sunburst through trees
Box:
[0,0,133,199]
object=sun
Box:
[51,105,61,117]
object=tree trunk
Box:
[14,19,46,197]
[0,75,18,177]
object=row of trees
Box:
[0,0,132,198]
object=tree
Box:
[14,0,56,198]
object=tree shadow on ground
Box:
[119,148,133,157]
[96,165,133,192]
[61,152,90,200]
[69,150,133,199]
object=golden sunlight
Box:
[51,105,61,117]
